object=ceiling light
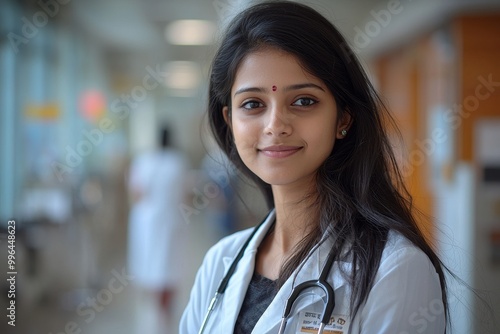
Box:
[164,61,201,92]
[165,20,216,45]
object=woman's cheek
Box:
[233,123,257,152]
[235,140,256,162]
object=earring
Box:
[341,129,347,136]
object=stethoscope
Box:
[198,212,337,334]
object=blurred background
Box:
[0,0,499,333]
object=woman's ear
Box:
[336,111,353,139]
[222,106,231,128]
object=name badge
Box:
[295,311,350,334]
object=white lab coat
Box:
[180,210,445,333]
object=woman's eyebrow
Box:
[284,83,325,92]
[233,83,324,98]
[234,87,266,97]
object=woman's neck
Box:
[270,181,319,254]
[255,180,318,280]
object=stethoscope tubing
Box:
[198,214,270,334]
[198,293,219,334]
[277,245,336,334]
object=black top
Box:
[233,272,278,334]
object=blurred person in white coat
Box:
[127,126,188,330]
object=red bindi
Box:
[272,85,277,91]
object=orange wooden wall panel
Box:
[456,14,500,161]
[372,12,500,240]
[374,46,435,240]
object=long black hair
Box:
[208,0,448,325]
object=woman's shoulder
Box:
[379,230,438,275]
[355,233,445,332]
[203,227,256,262]
[192,227,257,293]
[200,211,274,271]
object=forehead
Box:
[232,48,324,89]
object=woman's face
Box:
[225,48,348,188]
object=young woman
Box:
[180,1,448,333]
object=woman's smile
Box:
[258,145,303,158]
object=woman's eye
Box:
[241,101,264,109]
[292,98,317,107]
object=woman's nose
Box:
[264,106,293,136]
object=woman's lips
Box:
[258,145,303,158]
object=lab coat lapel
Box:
[253,236,351,333]
[219,210,276,331]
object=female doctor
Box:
[180,1,448,333]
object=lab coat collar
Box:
[220,209,277,330]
